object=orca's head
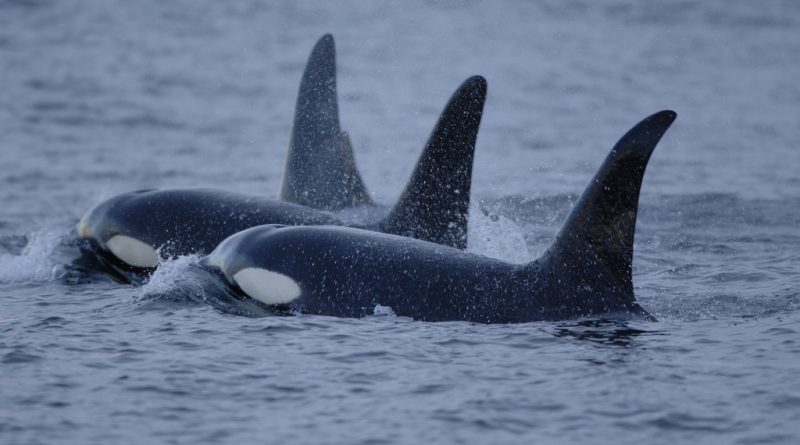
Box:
[201,224,288,272]
[78,189,162,269]
[201,225,303,307]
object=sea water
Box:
[1,1,799,444]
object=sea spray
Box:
[138,254,202,299]
[0,230,65,283]
[467,203,531,264]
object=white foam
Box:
[467,204,531,264]
[233,267,301,305]
[139,254,200,297]
[106,235,160,268]
[372,304,397,317]
[0,230,64,284]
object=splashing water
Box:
[467,204,531,264]
[0,230,65,284]
[372,304,397,317]
[136,254,275,317]
[138,254,202,298]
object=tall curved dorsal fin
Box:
[539,110,677,304]
[378,76,487,249]
[279,34,373,210]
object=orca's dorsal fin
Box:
[279,34,373,210]
[539,110,677,304]
[338,130,373,206]
[378,76,487,249]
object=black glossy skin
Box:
[206,224,652,323]
[206,225,523,321]
[202,111,676,323]
[79,188,339,259]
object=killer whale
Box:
[201,111,677,323]
[78,35,487,275]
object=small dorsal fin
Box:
[539,110,677,304]
[378,76,487,249]
[279,34,373,210]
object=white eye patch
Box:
[233,268,301,305]
[106,235,160,268]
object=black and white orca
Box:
[201,111,677,323]
[78,34,486,277]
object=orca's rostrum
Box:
[202,111,677,322]
[77,34,486,278]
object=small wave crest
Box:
[372,304,397,317]
[139,254,202,297]
[0,230,65,283]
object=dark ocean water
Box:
[1,1,799,444]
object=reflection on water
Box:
[552,319,663,347]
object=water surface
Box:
[1,1,799,444]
